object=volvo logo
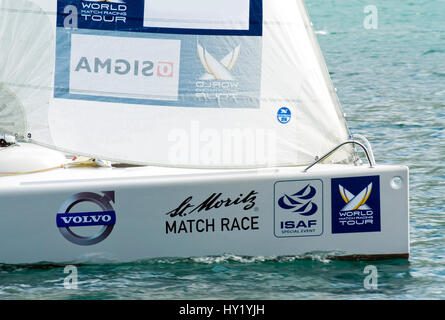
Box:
[56,191,116,246]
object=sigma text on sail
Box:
[68,34,180,101]
[74,57,174,78]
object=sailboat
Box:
[0,0,409,264]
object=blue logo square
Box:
[331,176,381,234]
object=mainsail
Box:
[0,0,352,168]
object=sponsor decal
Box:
[55,33,261,108]
[79,0,128,24]
[73,57,173,78]
[58,0,262,35]
[198,43,240,81]
[274,180,323,237]
[164,191,260,234]
[68,34,181,101]
[277,107,291,124]
[56,191,116,246]
[55,1,262,108]
[194,38,261,108]
[331,176,381,234]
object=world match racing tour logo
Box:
[164,191,260,235]
[198,43,240,81]
[78,0,128,24]
[195,41,241,103]
[338,183,373,212]
[331,176,381,234]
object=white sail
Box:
[0,0,54,142]
[0,0,352,168]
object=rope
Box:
[0,164,66,176]
[0,156,112,176]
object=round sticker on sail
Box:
[277,107,291,124]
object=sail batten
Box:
[0,0,352,168]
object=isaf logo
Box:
[278,184,318,216]
[56,191,116,246]
[274,180,323,238]
[331,176,381,234]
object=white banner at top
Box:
[143,0,251,30]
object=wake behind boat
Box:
[0,0,409,264]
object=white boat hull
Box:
[0,162,409,264]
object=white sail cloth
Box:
[0,0,351,168]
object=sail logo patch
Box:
[73,57,174,78]
[193,38,261,108]
[58,0,262,35]
[56,1,263,108]
[331,176,381,234]
[79,0,128,24]
[143,0,252,31]
[274,180,323,238]
[277,107,291,124]
[68,33,181,101]
[198,44,240,81]
[56,191,116,246]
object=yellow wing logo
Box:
[197,43,241,81]
[339,183,373,211]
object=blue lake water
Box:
[1,0,444,300]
